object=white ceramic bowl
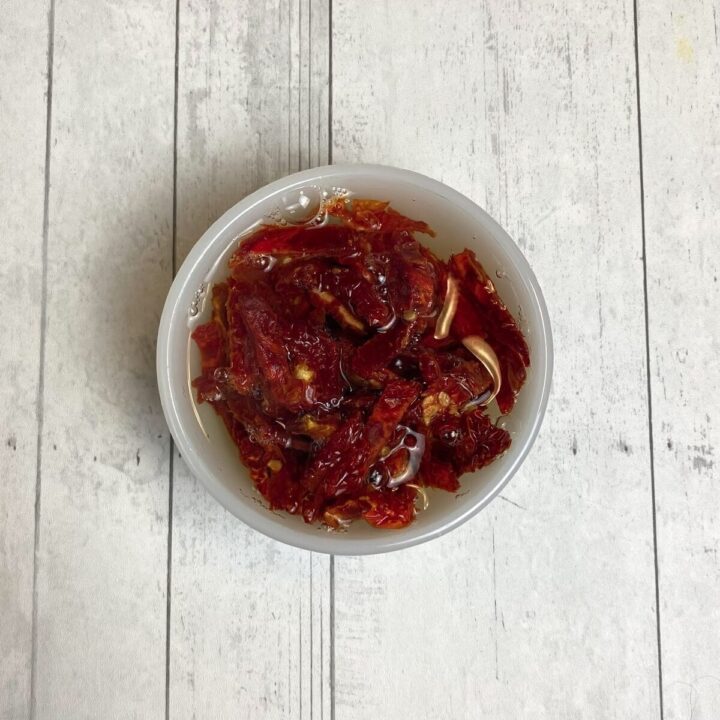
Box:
[157,164,552,554]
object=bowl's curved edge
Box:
[156,163,553,555]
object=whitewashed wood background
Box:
[1,0,718,718]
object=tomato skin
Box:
[449,250,529,414]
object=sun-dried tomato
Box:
[362,485,417,528]
[192,321,225,374]
[450,409,512,474]
[348,320,412,385]
[448,250,530,414]
[191,198,528,530]
[417,454,460,493]
[365,379,419,460]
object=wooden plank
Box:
[0,2,50,717]
[169,2,331,718]
[332,1,661,718]
[638,2,720,717]
[32,1,176,717]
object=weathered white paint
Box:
[331,1,660,718]
[32,1,175,717]
[169,2,331,718]
[639,2,720,718]
[3,0,719,717]
[0,3,49,717]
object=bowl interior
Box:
[159,165,551,554]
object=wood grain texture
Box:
[169,2,331,717]
[332,1,660,718]
[0,3,50,717]
[639,2,720,717]
[32,1,175,717]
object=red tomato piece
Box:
[417,455,460,493]
[385,242,440,319]
[366,379,420,455]
[362,486,417,529]
[233,224,355,259]
[349,320,412,383]
[449,250,530,414]
[452,409,512,474]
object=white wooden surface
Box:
[32,1,175,717]
[332,1,659,718]
[0,3,49,718]
[639,2,720,718]
[0,0,717,718]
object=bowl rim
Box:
[157,163,553,555]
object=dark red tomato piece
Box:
[273,257,329,291]
[451,409,511,474]
[232,284,305,410]
[321,265,392,329]
[224,279,258,395]
[254,450,305,514]
[286,411,342,443]
[416,350,442,382]
[449,250,530,413]
[233,224,356,259]
[362,486,417,529]
[349,320,412,384]
[300,380,418,521]
[340,390,381,416]
[216,399,303,516]
[366,379,419,457]
[270,259,330,326]
[405,365,490,429]
[214,401,270,474]
[191,373,221,403]
[448,288,485,340]
[191,322,227,402]
[495,356,528,414]
[325,198,434,237]
[308,286,366,335]
[210,282,229,329]
[192,322,226,375]
[286,321,346,407]
[231,225,303,257]
[449,250,528,358]
[385,241,440,320]
[323,496,364,529]
[418,244,447,283]
[302,415,371,499]
[417,455,460,493]
[441,351,493,401]
[225,396,289,449]
[452,290,528,414]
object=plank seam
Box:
[297,0,301,172]
[329,556,335,720]
[308,0,313,167]
[327,0,333,166]
[310,557,314,720]
[30,0,56,715]
[288,9,292,174]
[165,0,181,717]
[632,1,664,718]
